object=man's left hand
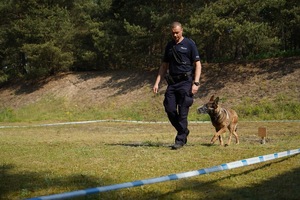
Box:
[191,84,199,95]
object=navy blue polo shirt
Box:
[163,37,200,75]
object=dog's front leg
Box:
[211,128,226,145]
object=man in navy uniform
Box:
[153,21,202,150]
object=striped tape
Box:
[0,120,171,129]
[27,148,300,200]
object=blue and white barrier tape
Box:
[0,120,171,129]
[27,148,300,200]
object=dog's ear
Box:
[209,95,214,101]
[213,97,219,108]
[215,97,219,104]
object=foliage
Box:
[0,0,75,80]
[22,42,73,77]
[189,0,283,61]
[0,0,299,82]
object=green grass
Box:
[0,95,168,123]
[234,96,300,120]
[0,94,299,123]
[0,121,299,199]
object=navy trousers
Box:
[163,77,194,145]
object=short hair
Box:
[171,22,182,29]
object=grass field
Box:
[0,121,300,200]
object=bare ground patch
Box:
[0,57,299,109]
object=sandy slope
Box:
[0,57,299,109]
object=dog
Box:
[197,95,239,146]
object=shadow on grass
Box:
[0,164,108,199]
[1,155,299,200]
[148,154,300,200]
[107,142,197,148]
[200,143,213,147]
[106,141,171,148]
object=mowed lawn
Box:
[0,121,299,200]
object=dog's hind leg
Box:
[233,132,239,144]
[218,135,224,146]
[228,124,239,145]
[225,122,239,146]
[226,125,234,146]
[233,125,239,144]
[225,131,232,147]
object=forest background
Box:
[0,0,299,83]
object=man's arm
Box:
[153,62,169,94]
[192,60,202,94]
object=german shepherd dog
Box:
[197,95,239,146]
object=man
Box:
[153,21,202,150]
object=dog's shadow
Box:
[200,143,213,147]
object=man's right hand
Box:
[153,84,159,93]
[153,62,168,94]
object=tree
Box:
[0,0,299,84]
[189,0,282,61]
[260,0,300,51]
[0,0,75,78]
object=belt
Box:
[170,71,193,83]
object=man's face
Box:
[171,26,183,43]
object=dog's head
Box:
[197,95,219,114]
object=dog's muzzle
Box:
[197,105,208,114]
